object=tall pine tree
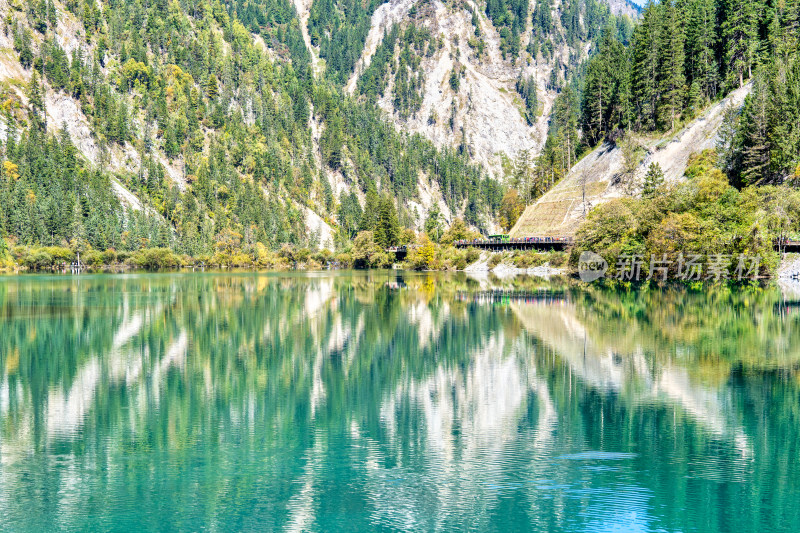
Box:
[631,3,662,130]
[722,0,759,87]
[658,0,686,130]
[685,0,719,100]
[740,74,771,184]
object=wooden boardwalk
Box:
[454,236,574,251]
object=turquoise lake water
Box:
[1,271,799,531]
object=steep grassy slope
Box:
[510,84,751,237]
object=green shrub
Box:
[440,219,480,246]
[211,252,232,266]
[83,250,104,267]
[548,251,567,267]
[335,252,352,267]
[101,249,118,264]
[131,248,182,270]
[572,158,800,279]
[21,250,53,271]
[512,251,546,268]
[372,251,391,268]
[278,244,296,263]
[685,149,717,179]
[11,245,27,262]
[43,246,75,263]
[295,248,312,264]
[352,231,385,268]
[407,236,437,270]
[305,259,323,270]
[231,253,253,267]
[312,249,334,265]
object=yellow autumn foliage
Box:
[3,160,19,180]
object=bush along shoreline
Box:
[567,152,800,284]
[0,228,569,275]
[4,153,800,281]
[0,243,341,273]
[0,238,790,283]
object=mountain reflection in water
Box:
[0,272,798,532]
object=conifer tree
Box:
[643,162,665,197]
[28,71,46,133]
[767,0,800,58]
[374,194,400,247]
[515,75,538,125]
[717,105,744,182]
[685,0,719,100]
[582,33,629,142]
[740,75,771,185]
[765,57,800,177]
[631,3,662,130]
[359,187,380,233]
[13,25,34,69]
[722,0,759,87]
[424,204,443,242]
[550,87,579,171]
[659,0,686,130]
[513,149,533,203]
[583,49,611,144]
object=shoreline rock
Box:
[463,253,565,278]
[778,254,800,279]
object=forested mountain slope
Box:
[328,0,637,179]
[0,0,797,267]
[510,83,751,237]
[0,0,503,259]
[510,0,800,237]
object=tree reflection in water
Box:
[0,272,799,531]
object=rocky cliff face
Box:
[347,0,555,180]
[0,1,184,217]
[298,0,630,181]
[0,0,338,246]
[603,0,639,17]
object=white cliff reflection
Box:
[1,275,799,531]
[511,298,753,457]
